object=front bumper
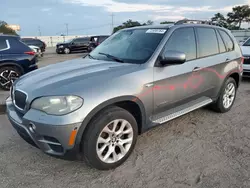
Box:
[6,97,82,157]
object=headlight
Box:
[31,96,83,115]
[59,45,64,48]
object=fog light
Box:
[29,122,36,133]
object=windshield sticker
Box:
[146,29,166,34]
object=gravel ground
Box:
[0,50,250,188]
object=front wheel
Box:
[82,106,138,170]
[211,77,237,113]
[64,48,70,54]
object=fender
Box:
[74,95,146,146]
[0,61,24,74]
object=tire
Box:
[64,48,70,54]
[211,77,237,113]
[82,106,138,170]
[0,66,21,91]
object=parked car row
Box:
[56,35,109,54]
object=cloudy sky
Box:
[1,0,250,36]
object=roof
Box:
[122,22,224,31]
[0,34,19,38]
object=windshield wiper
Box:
[87,54,96,59]
[98,52,124,63]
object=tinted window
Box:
[243,38,250,46]
[99,36,109,43]
[218,30,234,51]
[197,28,219,57]
[90,29,166,64]
[164,28,196,61]
[216,30,226,53]
[0,39,8,50]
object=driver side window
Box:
[163,28,197,61]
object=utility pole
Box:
[65,23,69,36]
[38,26,41,36]
[111,13,114,34]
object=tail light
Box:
[241,57,244,64]
[24,51,36,56]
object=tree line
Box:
[113,5,250,33]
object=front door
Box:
[153,27,201,115]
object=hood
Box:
[57,42,68,45]
[14,58,140,96]
[241,46,250,56]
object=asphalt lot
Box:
[1,49,250,188]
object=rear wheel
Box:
[211,77,237,113]
[82,106,138,170]
[0,66,21,90]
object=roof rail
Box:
[175,19,221,27]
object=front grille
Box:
[244,57,250,65]
[14,90,27,110]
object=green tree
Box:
[160,21,175,24]
[227,5,250,29]
[0,21,18,35]
[211,13,229,28]
[113,19,153,33]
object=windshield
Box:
[90,28,167,64]
[64,38,74,43]
[243,38,250,46]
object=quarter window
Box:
[216,30,226,53]
[218,30,234,51]
[197,28,219,58]
[164,28,197,61]
[0,39,8,50]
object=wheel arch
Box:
[75,96,146,149]
[0,62,24,74]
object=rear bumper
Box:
[6,97,82,157]
[243,64,250,77]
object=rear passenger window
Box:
[0,39,8,50]
[218,30,234,51]
[216,30,226,53]
[164,28,196,61]
[197,28,219,57]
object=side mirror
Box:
[159,50,186,66]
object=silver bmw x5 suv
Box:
[6,20,243,170]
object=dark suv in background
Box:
[0,35,38,90]
[21,38,46,52]
[56,37,90,54]
[87,35,109,52]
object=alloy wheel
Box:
[0,70,19,90]
[96,119,134,164]
[222,82,235,109]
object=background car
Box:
[21,38,46,52]
[0,35,38,90]
[241,37,250,77]
[29,45,43,57]
[87,35,109,52]
[56,37,90,54]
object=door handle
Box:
[192,67,202,72]
[225,58,231,62]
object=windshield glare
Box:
[90,29,167,64]
[65,39,74,43]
